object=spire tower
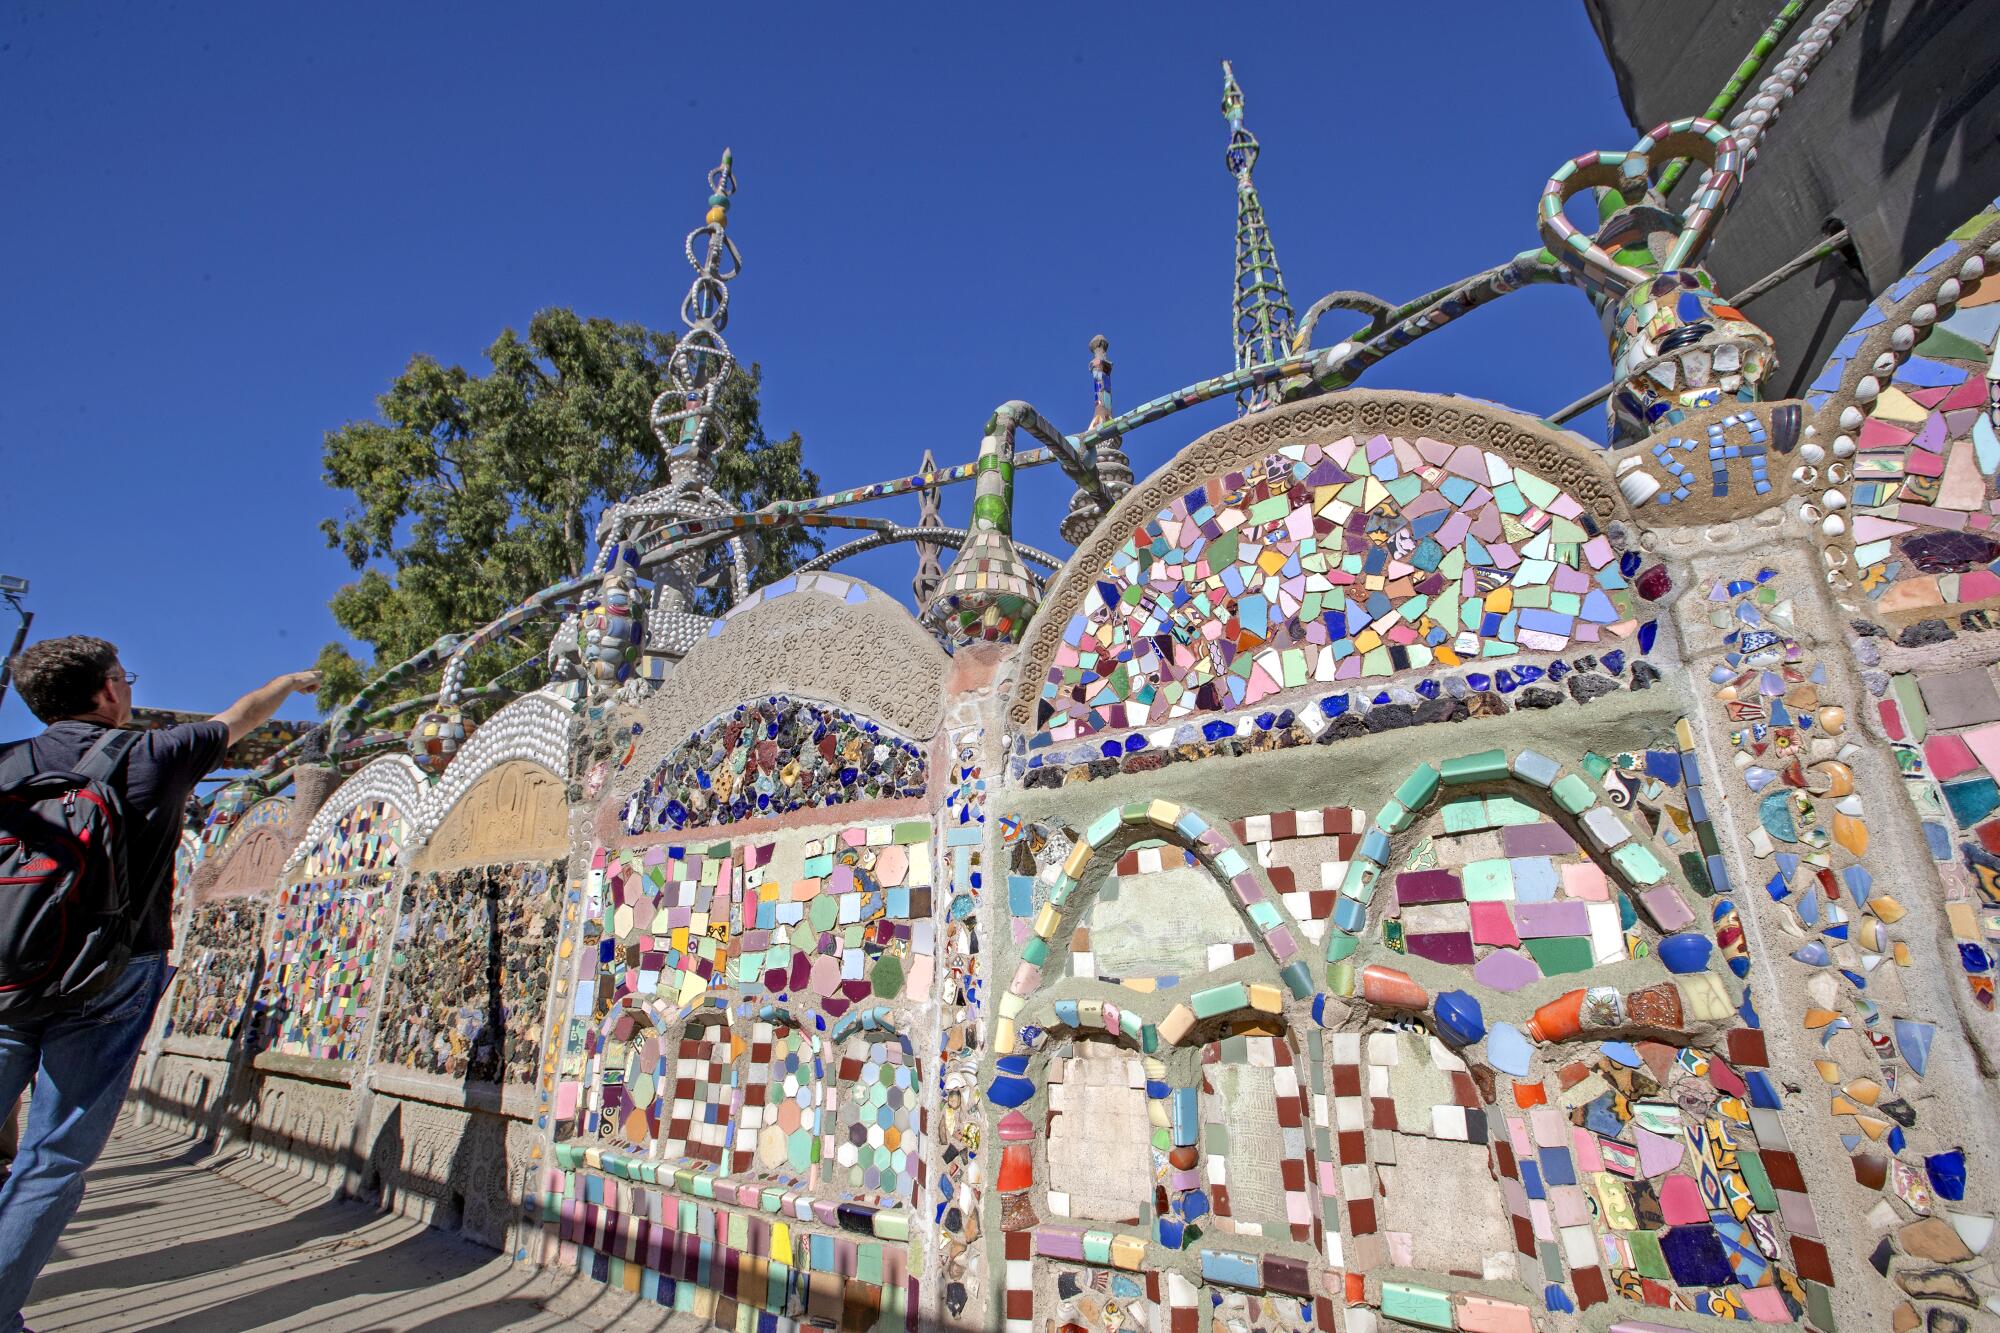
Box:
[1221,61,1296,414]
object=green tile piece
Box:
[1462,859,1515,901]
[1552,773,1596,814]
[1376,799,1412,834]
[1889,673,1929,744]
[1440,749,1508,785]
[1191,981,1249,1018]
[1737,1150,1779,1213]
[1611,842,1668,886]
[892,820,931,845]
[1082,1231,1113,1264]
[1442,799,1490,834]
[1805,1280,1838,1332]
[1486,796,1542,825]
[1522,935,1596,976]
[1626,1228,1670,1280]
[1085,810,1122,846]
[1379,1282,1454,1330]
[1395,764,1441,811]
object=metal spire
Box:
[911,449,945,604]
[1059,335,1134,545]
[1222,61,1296,414]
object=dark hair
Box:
[7,635,120,723]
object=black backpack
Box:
[0,728,141,1022]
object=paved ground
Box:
[20,1114,703,1332]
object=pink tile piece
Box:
[1962,723,2000,778]
[1738,1287,1793,1322]
[1658,1173,1706,1224]
[1641,885,1696,932]
[1924,733,1980,781]
[1571,1128,1603,1174]
[1470,902,1520,947]
[1562,861,1608,901]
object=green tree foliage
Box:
[315,308,821,711]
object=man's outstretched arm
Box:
[212,671,320,746]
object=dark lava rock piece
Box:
[1898,618,1958,648]
[1363,703,1416,732]
[1321,713,1372,742]
[1415,696,1468,726]
[1569,673,1621,704]
[1024,766,1063,790]
[1905,530,2000,573]
[1516,686,1564,710]
[1630,661,1662,690]
[1850,618,1887,637]
[1467,690,1509,718]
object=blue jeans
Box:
[0,953,166,1331]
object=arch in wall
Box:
[614,574,950,814]
[195,797,297,902]
[1011,390,1636,744]
[418,759,568,871]
[283,756,421,878]
[996,798,1315,1058]
[618,695,930,835]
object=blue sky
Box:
[0,3,1642,737]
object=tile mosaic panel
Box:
[1035,434,1638,741]
[1040,1263,1162,1333]
[377,860,564,1084]
[619,695,928,834]
[1810,202,2000,612]
[295,798,408,878]
[262,873,391,1062]
[830,1036,919,1204]
[740,1019,820,1176]
[1879,664,2000,1007]
[166,900,267,1040]
[933,728,989,1326]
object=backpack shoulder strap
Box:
[76,728,141,785]
[0,740,34,789]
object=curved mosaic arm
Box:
[794,525,1065,576]
[1538,117,1743,300]
[1292,288,1394,350]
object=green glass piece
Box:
[1440,749,1508,785]
[1552,773,1596,814]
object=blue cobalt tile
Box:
[1660,1224,1736,1287]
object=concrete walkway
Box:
[21,1114,702,1332]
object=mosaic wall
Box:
[297,798,408,879]
[377,860,565,1084]
[621,695,928,833]
[1879,662,2000,1008]
[166,899,267,1041]
[1810,200,2000,615]
[1033,435,1637,742]
[262,873,393,1062]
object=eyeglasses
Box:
[109,670,138,685]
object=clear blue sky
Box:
[0,3,1645,738]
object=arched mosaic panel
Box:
[1034,434,1637,742]
[295,798,408,879]
[739,1018,821,1176]
[829,1034,920,1204]
[621,696,928,834]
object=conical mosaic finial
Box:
[1222,61,1296,414]
[650,147,743,488]
[1059,335,1134,546]
[922,407,1042,647]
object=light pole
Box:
[0,575,31,711]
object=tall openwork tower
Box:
[1221,60,1296,414]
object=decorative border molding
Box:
[1008,389,1633,728]
[282,691,577,875]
